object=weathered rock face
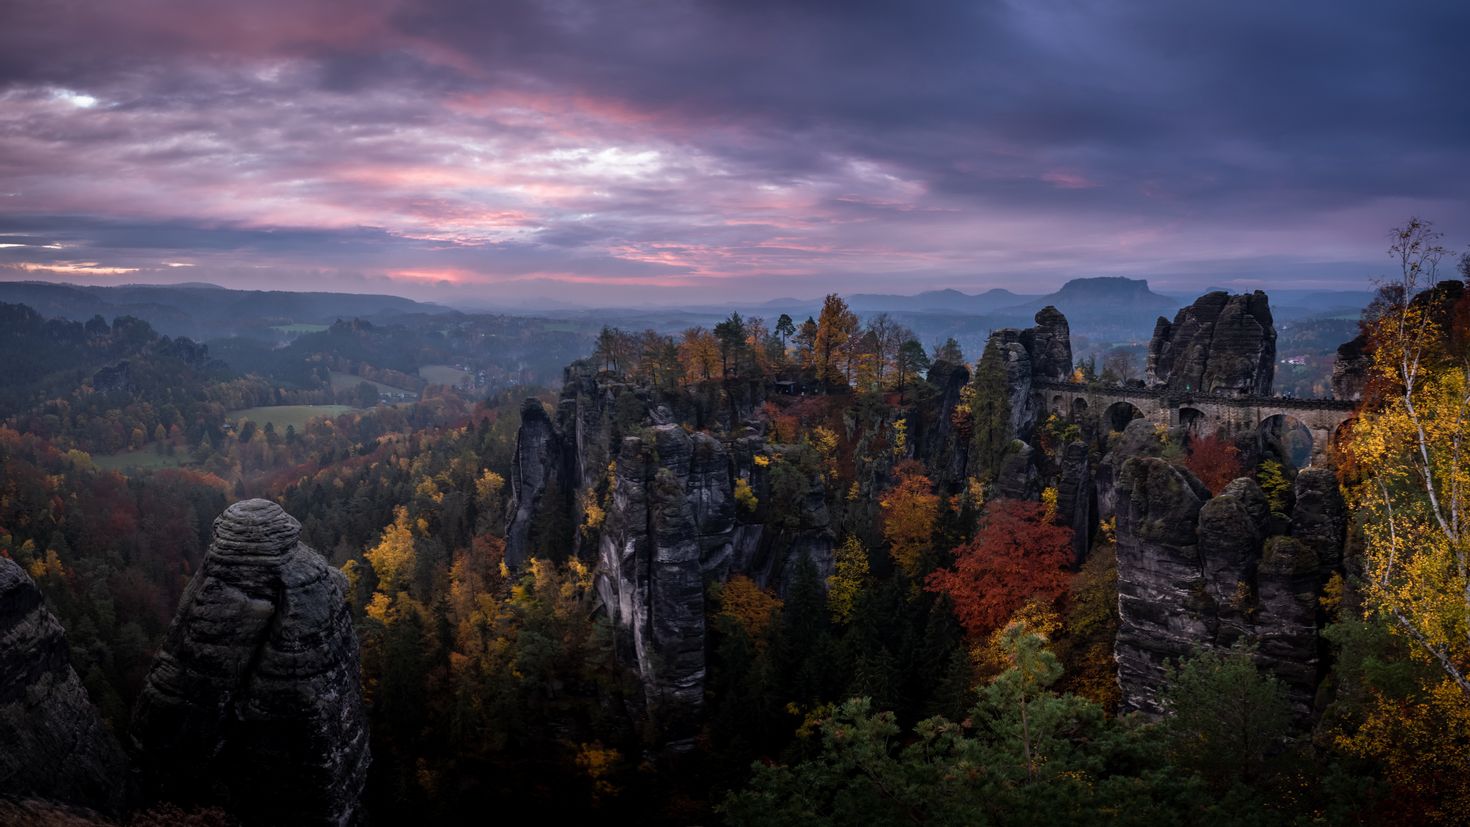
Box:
[596,429,712,748]
[987,329,1039,444]
[979,309,1073,496]
[1025,305,1074,382]
[505,397,569,568]
[131,499,369,826]
[509,366,833,747]
[0,556,128,813]
[1330,336,1369,401]
[920,359,971,487]
[1115,463,1343,718]
[1095,418,1164,524]
[1147,291,1276,397]
[1114,457,1210,715]
[1054,441,1094,564]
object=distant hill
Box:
[1005,276,1177,316]
[844,287,1035,314]
[994,277,1182,342]
[0,281,451,340]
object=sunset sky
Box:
[1,0,1467,305]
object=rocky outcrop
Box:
[509,366,833,747]
[1330,336,1369,401]
[1054,441,1094,564]
[505,398,569,568]
[920,358,971,487]
[1114,457,1210,715]
[0,556,128,813]
[987,329,1040,444]
[1024,306,1073,382]
[1290,467,1347,574]
[1095,418,1163,524]
[1147,291,1276,397]
[1115,462,1344,718]
[131,499,369,826]
[597,429,713,748]
[978,308,1074,495]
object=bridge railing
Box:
[1032,380,1358,412]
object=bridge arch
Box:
[1178,406,1207,438]
[1070,397,1089,419]
[1258,413,1314,469]
[1105,400,1144,433]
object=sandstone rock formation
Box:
[976,307,1072,496]
[1330,336,1369,401]
[0,556,128,813]
[506,397,570,568]
[921,357,971,486]
[1024,305,1073,382]
[507,366,832,747]
[1095,418,1163,525]
[1114,457,1210,715]
[1114,461,1344,718]
[131,499,369,826]
[1054,440,1094,564]
[1147,291,1276,397]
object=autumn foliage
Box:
[927,499,1073,640]
[879,461,940,576]
[1184,434,1244,494]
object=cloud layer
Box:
[1,0,1467,304]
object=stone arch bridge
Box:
[1034,380,1357,465]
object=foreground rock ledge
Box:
[0,555,128,812]
[130,499,369,826]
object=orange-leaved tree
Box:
[927,499,1073,640]
[880,460,939,577]
[1184,434,1244,494]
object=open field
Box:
[93,448,190,473]
[229,404,357,432]
[419,364,469,385]
[328,371,417,396]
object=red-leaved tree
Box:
[926,499,1072,640]
[1184,434,1244,494]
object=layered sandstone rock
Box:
[1025,305,1074,382]
[0,556,127,813]
[131,499,369,826]
[509,367,832,747]
[1147,291,1276,397]
[1114,457,1210,715]
[1115,464,1344,718]
[505,397,569,568]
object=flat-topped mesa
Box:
[0,556,128,813]
[1147,290,1276,397]
[131,499,369,827]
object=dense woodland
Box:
[3,228,1470,824]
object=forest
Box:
[1,224,1469,826]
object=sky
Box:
[1,0,1467,307]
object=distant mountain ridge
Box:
[0,281,450,340]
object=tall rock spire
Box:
[131,499,369,826]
